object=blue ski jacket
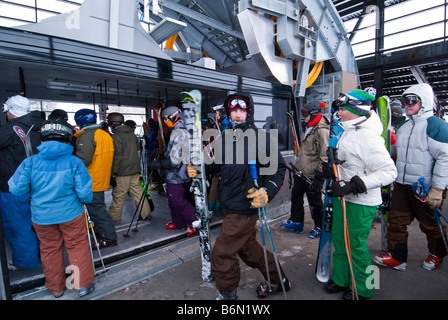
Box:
[8,140,93,225]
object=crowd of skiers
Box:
[1,102,150,298]
[280,83,447,300]
[0,82,447,300]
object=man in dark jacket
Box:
[0,95,42,269]
[107,112,151,221]
[189,92,289,299]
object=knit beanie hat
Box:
[302,101,327,126]
[339,89,375,116]
[3,95,30,117]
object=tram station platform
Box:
[10,187,448,301]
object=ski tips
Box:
[180,90,202,105]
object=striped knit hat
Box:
[340,88,376,116]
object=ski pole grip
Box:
[249,160,258,181]
[418,177,429,194]
[326,147,335,166]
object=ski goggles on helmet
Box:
[401,94,422,107]
[334,93,371,116]
[334,93,354,107]
[228,97,249,110]
[2,102,9,113]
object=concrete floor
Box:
[100,215,448,301]
[11,190,448,303]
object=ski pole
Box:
[327,147,358,300]
[123,181,149,238]
[249,161,287,299]
[412,179,448,254]
[433,209,448,253]
[139,174,155,212]
[248,162,271,289]
[435,208,448,224]
[285,163,312,184]
[84,205,107,275]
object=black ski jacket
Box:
[216,92,286,215]
[0,111,43,192]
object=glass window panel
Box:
[37,0,80,13]
[384,23,445,52]
[0,3,36,22]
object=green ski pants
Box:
[331,198,379,298]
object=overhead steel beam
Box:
[159,0,244,40]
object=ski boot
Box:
[78,282,95,297]
[308,227,321,239]
[324,279,346,294]
[165,221,176,230]
[423,254,442,271]
[280,220,303,234]
[373,252,407,271]
[216,289,238,300]
[256,277,291,298]
[186,225,196,237]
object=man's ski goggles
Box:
[401,94,422,107]
[228,97,249,110]
[301,110,309,117]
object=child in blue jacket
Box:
[8,118,95,298]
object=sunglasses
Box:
[401,95,422,107]
[228,98,248,110]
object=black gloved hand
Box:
[321,162,333,180]
[309,170,324,192]
[331,175,366,197]
[110,175,117,188]
[148,158,171,170]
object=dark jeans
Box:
[290,175,323,228]
[85,191,117,242]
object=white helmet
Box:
[3,95,30,117]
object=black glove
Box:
[309,170,324,192]
[331,175,366,197]
[321,162,333,179]
[148,158,171,170]
[110,175,117,188]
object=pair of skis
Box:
[377,96,392,251]
[181,90,213,282]
[315,109,343,283]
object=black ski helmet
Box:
[40,118,75,143]
[107,112,125,129]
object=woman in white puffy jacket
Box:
[374,83,448,273]
[324,92,397,300]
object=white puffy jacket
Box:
[395,84,448,189]
[336,111,397,206]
